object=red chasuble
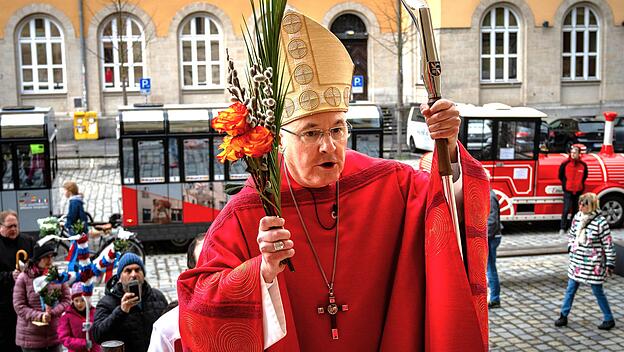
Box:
[178,146,489,351]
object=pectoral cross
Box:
[317,292,348,340]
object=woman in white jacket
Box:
[554,192,616,330]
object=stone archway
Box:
[330,14,368,101]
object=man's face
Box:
[282,111,348,188]
[120,264,145,286]
[570,148,580,160]
[0,215,19,240]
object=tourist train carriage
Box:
[420,104,624,228]
[117,102,383,245]
[0,106,58,235]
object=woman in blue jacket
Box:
[63,181,89,235]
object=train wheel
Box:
[601,194,624,228]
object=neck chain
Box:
[284,161,349,340]
[284,162,339,293]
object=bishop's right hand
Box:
[258,216,295,283]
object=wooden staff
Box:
[400,0,463,260]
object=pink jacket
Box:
[13,266,71,349]
[58,305,101,352]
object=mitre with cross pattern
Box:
[280,10,355,125]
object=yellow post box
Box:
[73,111,99,140]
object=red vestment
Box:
[178,146,489,351]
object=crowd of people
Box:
[1,208,204,352]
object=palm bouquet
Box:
[212,0,293,270]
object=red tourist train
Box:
[420,104,624,228]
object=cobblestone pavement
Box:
[489,254,624,351]
[53,158,121,223]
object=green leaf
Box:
[225,183,245,195]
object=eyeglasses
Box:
[579,200,590,207]
[1,224,18,229]
[281,123,352,145]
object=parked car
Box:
[548,117,604,152]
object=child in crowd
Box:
[58,282,101,352]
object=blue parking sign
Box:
[352,75,364,94]
[140,78,151,95]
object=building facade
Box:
[0,0,622,137]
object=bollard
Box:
[101,340,124,352]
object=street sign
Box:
[140,78,151,95]
[352,75,364,94]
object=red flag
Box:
[424,144,489,351]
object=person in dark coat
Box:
[0,210,35,352]
[63,182,89,235]
[92,253,167,352]
[558,145,588,234]
[487,189,503,308]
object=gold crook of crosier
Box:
[16,250,28,270]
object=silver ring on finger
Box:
[273,240,285,251]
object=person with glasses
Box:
[0,210,35,352]
[555,193,616,330]
[178,9,490,351]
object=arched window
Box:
[179,15,224,89]
[17,17,66,93]
[562,6,599,80]
[100,16,145,90]
[480,7,519,82]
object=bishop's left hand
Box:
[420,99,461,162]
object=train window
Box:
[466,119,493,160]
[228,160,248,180]
[213,138,224,181]
[184,139,210,181]
[2,145,14,190]
[497,121,535,160]
[355,134,380,157]
[122,139,135,184]
[138,140,165,183]
[16,143,46,189]
[346,105,381,128]
[169,138,180,182]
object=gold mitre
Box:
[280,10,354,125]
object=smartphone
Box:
[126,280,142,303]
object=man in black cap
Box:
[0,210,34,352]
[92,252,168,352]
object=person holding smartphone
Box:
[92,253,167,352]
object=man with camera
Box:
[92,252,168,352]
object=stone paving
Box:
[53,156,624,350]
[489,254,624,351]
[53,158,121,223]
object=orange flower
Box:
[241,126,274,158]
[216,135,245,163]
[212,102,250,136]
